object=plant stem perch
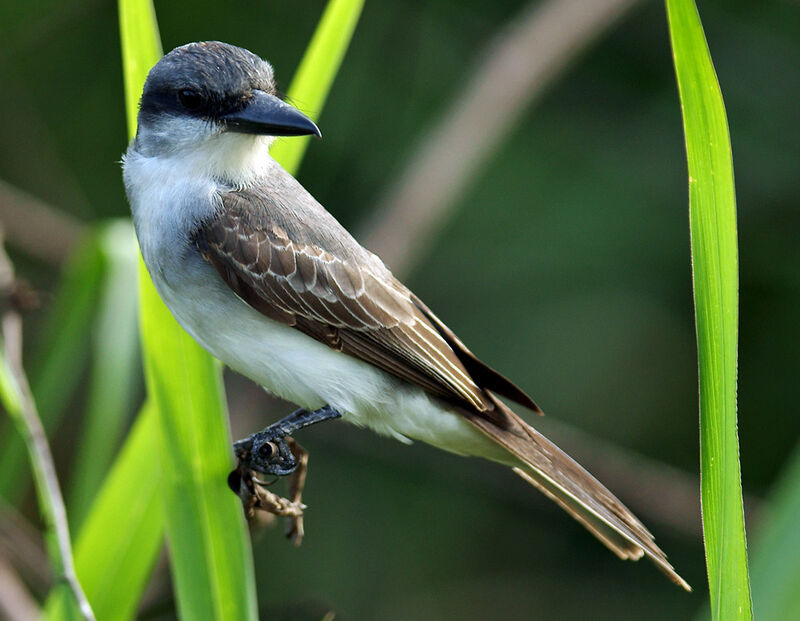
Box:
[0,233,95,621]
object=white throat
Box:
[181,132,274,185]
[132,115,275,186]
[123,119,279,281]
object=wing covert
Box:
[194,194,497,414]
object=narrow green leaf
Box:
[119,1,258,619]
[666,1,752,619]
[269,0,364,173]
[67,220,141,530]
[142,317,255,620]
[749,444,800,620]
[45,403,163,621]
[0,233,105,503]
[120,0,161,140]
[100,0,366,617]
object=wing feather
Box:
[194,196,505,414]
[191,187,688,589]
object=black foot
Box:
[231,405,341,477]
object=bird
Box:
[123,40,689,590]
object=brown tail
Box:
[463,396,691,591]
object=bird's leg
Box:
[284,438,308,545]
[228,405,340,542]
[233,405,341,477]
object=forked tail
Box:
[463,396,691,591]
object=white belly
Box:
[151,255,500,460]
[124,147,502,461]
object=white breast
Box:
[153,258,499,459]
[123,144,502,462]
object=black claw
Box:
[227,469,242,494]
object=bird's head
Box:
[133,41,320,166]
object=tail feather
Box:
[512,467,644,561]
[463,396,691,591]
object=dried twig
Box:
[0,501,51,598]
[0,180,85,264]
[0,551,40,621]
[0,233,95,620]
[362,0,640,273]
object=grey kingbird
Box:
[123,41,689,590]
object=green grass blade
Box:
[142,324,255,620]
[120,0,161,139]
[0,233,105,503]
[269,0,364,173]
[749,444,800,619]
[108,0,366,617]
[120,1,258,619]
[67,220,140,530]
[666,1,752,618]
[44,403,163,621]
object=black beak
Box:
[220,90,321,138]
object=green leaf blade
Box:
[138,277,256,620]
[67,221,141,530]
[119,1,257,619]
[111,0,365,617]
[666,1,751,619]
[45,404,164,621]
[119,0,162,138]
[270,0,365,174]
[749,444,800,619]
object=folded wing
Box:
[193,187,689,590]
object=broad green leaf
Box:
[0,233,104,503]
[67,220,141,530]
[749,444,800,619]
[666,1,752,619]
[269,0,364,173]
[120,1,258,619]
[45,403,163,621]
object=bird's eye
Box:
[178,89,202,110]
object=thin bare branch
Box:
[0,180,85,264]
[0,551,40,621]
[362,0,639,274]
[0,502,51,598]
[0,234,95,620]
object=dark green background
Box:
[1,0,798,618]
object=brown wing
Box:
[410,295,540,413]
[193,197,537,419]
[194,192,689,589]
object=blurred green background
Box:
[1,0,798,619]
